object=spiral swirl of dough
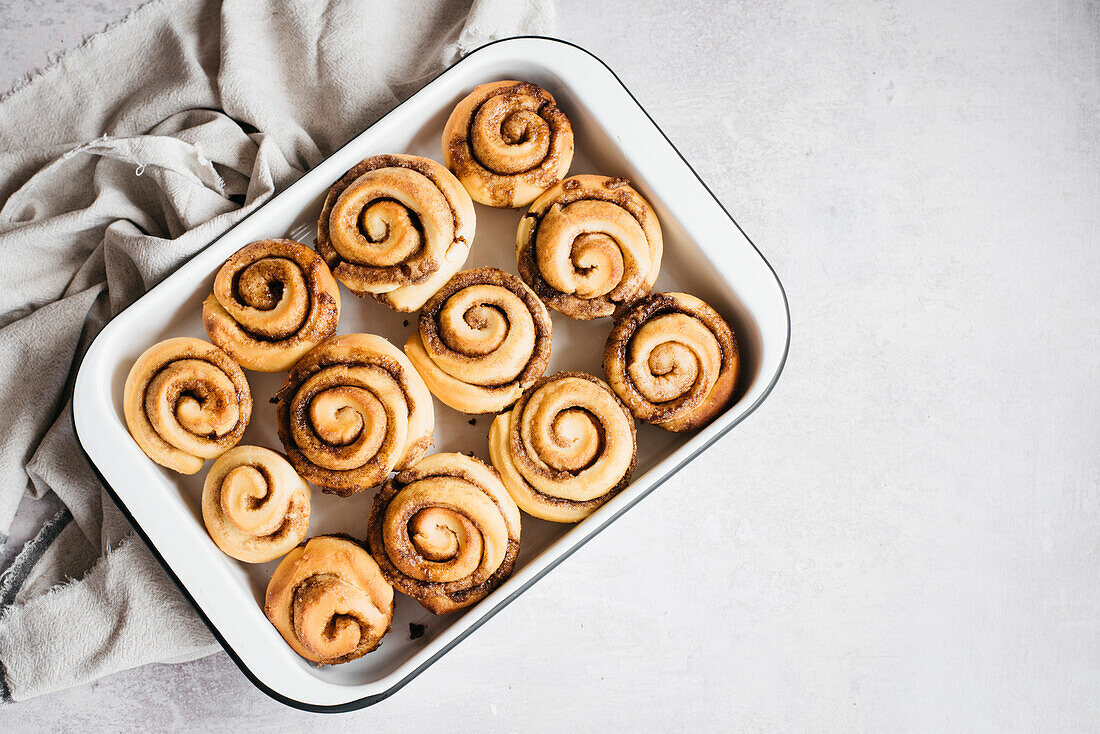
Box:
[367,453,521,614]
[488,372,637,523]
[123,337,252,474]
[316,154,475,312]
[275,334,434,496]
[201,446,310,563]
[604,292,740,432]
[443,80,574,208]
[264,535,394,665]
[202,239,341,372]
[404,267,553,414]
[517,175,663,320]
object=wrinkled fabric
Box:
[0,0,553,703]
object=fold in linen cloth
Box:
[0,0,552,703]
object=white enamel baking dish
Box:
[71,37,789,711]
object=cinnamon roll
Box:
[442,80,574,208]
[516,175,663,320]
[123,337,252,474]
[367,453,521,614]
[202,239,340,372]
[275,334,434,496]
[404,267,552,414]
[488,372,637,523]
[604,292,740,432]
[201,446,310,563]
[316,154,475,312]
[264,535,394,665]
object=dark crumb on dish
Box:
[468,418,477,426]
[269,397,279,404]
[409,623,426,640]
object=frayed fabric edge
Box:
[0,0,174,106]
[0,508,73,611]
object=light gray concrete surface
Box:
[2,0,1099,731]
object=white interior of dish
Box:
[73,38,789,707]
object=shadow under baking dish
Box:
[73,37,789,709]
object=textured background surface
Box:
[2,0,1099,730]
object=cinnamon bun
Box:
[264,535,394,665]
[123,337,252,474]
[604,292,739,431]
[316,154,475,312]
[202,239,340,372]
[443,80,574,208]
[367,453,521,614]
[201,446,310,563]
[488,372,637,523]
[516,175,662,320]
[404,267,552,414]
[275,334,434,496]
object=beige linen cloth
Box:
[0,0,552,703]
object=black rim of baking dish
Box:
[69,35,791,713]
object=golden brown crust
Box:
[404,267,553,414]
[123,337,252,474]
[603,292,739,432]
[201,446,310,563]
[516,175,663,320]
[202,239,341,372]
[366,453,521,614]
[275,334,434,496]
[442,81,574,208]
[487,371,637,523]
[315,154,475,312]
[264,535,394,665]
